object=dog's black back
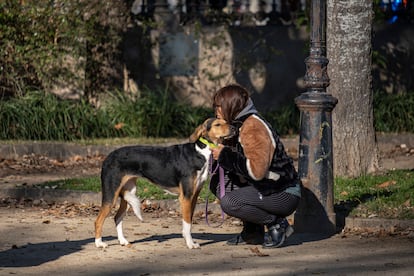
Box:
[101,143,207,204]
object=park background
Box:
[1,0,413,178]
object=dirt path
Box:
[1,206,413,276]
[1,135,413,275]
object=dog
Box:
[94,118,234,249]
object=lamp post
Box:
[294,0,338,233]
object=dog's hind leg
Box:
[95,203,112,248]
[114,198,130,246]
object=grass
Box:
[0,89,212,140]
[38,169,414,220]
[334,170,414,220]
[374,91,414,132]
[2,90,414,141]
[38,177,216,203]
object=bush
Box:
[373,91,414,133]
[0,0,127,99]
[263,103,300,136]
[0,89,211,140]
[1,89,413,141]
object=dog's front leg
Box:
[182,219,199,249]
[180,196,200,249]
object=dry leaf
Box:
[250,247,269,257]
[377,180,397,188]
[70,155,83,162]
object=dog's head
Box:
[189,118,235,145]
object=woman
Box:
[209,84,301,248]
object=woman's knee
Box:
[220,194,241,215]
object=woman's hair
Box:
[213,84,249,122]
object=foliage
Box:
[0,88,211,140]
[263,103,300,136]
[1,88,414,141]
[335,170,414,219]
[266,90,414,135]
[102,87,212,138]
[0,91,110,140]
[0,0,127,99]
[373,91,414,132]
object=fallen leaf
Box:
[70,155,83,162]
[377,180,397,188]
[250,247,269,257]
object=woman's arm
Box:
[216,116,275,181]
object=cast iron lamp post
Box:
[294,0,338,233]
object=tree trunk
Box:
[327,0,379,177]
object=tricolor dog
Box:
[94,118,234,249]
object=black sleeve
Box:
[217,146,251,180]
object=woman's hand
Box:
[211,144,224,160]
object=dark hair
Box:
[213,84,249,122]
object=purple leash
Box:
[205,156,226,227]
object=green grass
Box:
[0,89,212,140]
[38,177,215,202]
[334,170,414,220]
[2,90,414,141]
[374,91,414,132]
[38,169,414,220]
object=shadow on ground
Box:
[0,232,332,268]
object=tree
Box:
[327,0,380,177]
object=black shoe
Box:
[226,233,264,245]
[226,234,248,245]
[227,221,265,245]
[262,218,294,248]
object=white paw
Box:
[95,238,108,248]
[119,237,130,246]
[186,240,201,249]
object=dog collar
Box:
[198,137,217,148]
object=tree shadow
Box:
[132,231,331,249]
[0,238,95,267]
[131,232,233,247]
[0,229,333,268]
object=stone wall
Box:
[121,22,413,111]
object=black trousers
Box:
[210,173,300,226]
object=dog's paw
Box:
[95,238,108,248]
[186,241,201,249]
[119,237,130,246]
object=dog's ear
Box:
[189,120,207,142]
[189,118,213,142]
